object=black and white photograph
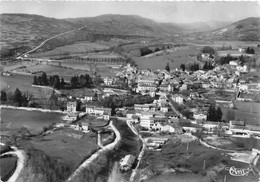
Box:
[0,1,260,182]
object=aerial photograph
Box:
[0,1,260,182]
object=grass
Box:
[0,74,53,99]
[21,64,89,80]
[1,108,65,134]
[0,156,17,181]
[141,139,259,182]
[30,127,98,170]
[133,45,200,70]
[221,108,260,125]
[31,41,110,58]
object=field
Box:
[0,74,53,99]
[187,40,259,48]
[133,45,200,70]
[205,135,260,151]
[30,127,98,170]
[31,41,110,58]
[0,156,17,181]
[140,140,258,182]
[217,50,250,57]
[18,64,89,80]
[234,101,260,114]
[0,108,65,134]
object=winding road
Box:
[19,26,86,58]
[66,120,121,182]
[0,143,26,182]
[126,120,146,182]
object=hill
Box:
[0,13,77,57]
[178,21,232,32]
[0,14,183,58]
[65,14,182,36]
[211,17,260,41]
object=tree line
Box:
[33,72,93,89]
[1,88,30,107]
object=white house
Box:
[172,94,184,104]
[160,105,169,113]
[85,106,111,117]
[193,113,207,121]
[103,77,114,86]
[161,125,175,133]
[67,101,77,113]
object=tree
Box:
[165,62,170,72]
[42,72,48,86]
[154,47,160,52]
[52,75,60,89]
[1,90,7,102]
[201,46,215,55]
[60,77,65,89]
[207,105,215,121]
[215,107,223,121]
[140,48,153,56]
[13,88,23,106]
[180,64,186,71]
[111,103,116,116]
[33,76,38,85]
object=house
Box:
[134,104,157,112]
[103,77,114,86]
[136,83,157,93]
[160,104,169,113]
[179,84,187,91]
[161,125,175,133]
[67,101,77,113]
[85,106,111,117]
[172,94,185,104]
[119,155,136,172]
[103,111,110,120]
[140,115,168,130]
[193,112,207,121]
[229,61,238,67]
[66,112,79,121]
[81,121,89,131]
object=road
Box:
[0,143,26,182]
[126,120,146,182]
[66,120,121,182]
[19,26,86,58]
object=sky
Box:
[1,1,260,23]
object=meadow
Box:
[187,40,259,48]
[0,155,17,181]
[31,41,110,58]
[1,108,65,133]
[142,140,258,182]
[23,64,89,80]
[0,74,53,99]
[133,46,200,70]
[30,127,98,170]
